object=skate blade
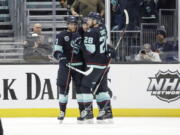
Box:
[85,119,94,124]
[107,119,114,124]
[77,119,94,124]
[77,120,85,124]
[96,120,106,124]
[97,119,114,124]
[59,120,64,124]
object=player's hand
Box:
[60,58,68,63]
[53,51,62,60]
[106,45,116,59]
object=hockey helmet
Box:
[82,17,88,24]
[88,12,102,21]
[66,16,78,24]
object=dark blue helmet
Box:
[82,17,88,24]
[88,12,102,21]
[66,16,78,24]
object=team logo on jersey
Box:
[147,70,180,103]
[64,36,70,42]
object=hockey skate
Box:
[96,110,113,124]
[77,109,94,124]
[57,111,65,124]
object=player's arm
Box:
[98,0,105,16]
[70,0,79,16]
[53,34,65,60]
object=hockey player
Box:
[53,16,85,122]
[77,13,114,122]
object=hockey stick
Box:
[89,9,129,119]
[66,64,94,76]
[64,53,74,94]
[93,9,129,96]
[58,37,75,122]
[58,50,74,123]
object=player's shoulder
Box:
[73,31,81,36]
[57,30,68,37]
[100,24,106,29]
[72,32,81,39]
[56,30,71,42]
[89,27,100,34]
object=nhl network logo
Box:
[147,70,180,103]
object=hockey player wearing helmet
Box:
[77,13,114,123]
[53,16,85,123]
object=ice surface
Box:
[2,117,180,135]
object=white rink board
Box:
[0,64,180,109]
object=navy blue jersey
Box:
[152,41,178,62]
[54,30,83,64]
[152,41,175,52]
[82,26,109,69]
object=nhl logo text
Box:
[147,70,180,103]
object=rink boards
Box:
[0,64,180,117]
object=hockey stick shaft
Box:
[64,52,74,95]
[93,9,129,95]
[115,9,129,50]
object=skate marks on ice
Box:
[2,118,180,135]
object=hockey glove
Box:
[60,57,68,63]
[53,51,63,60]
[106,45,117,59]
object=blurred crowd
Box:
[135,26,178,63]
[111,0,176,30]
[23,0,178,63]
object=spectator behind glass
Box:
[135,43,161,62]
[23,23,52,63]
[59,0,75,8]
[152,26,178,62]
[139,0,158,23]
[59,0,75,15]
[71,0,105,17]
[111,0,125,30]
[59,0,67,8]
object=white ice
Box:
[2,117,180,135]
